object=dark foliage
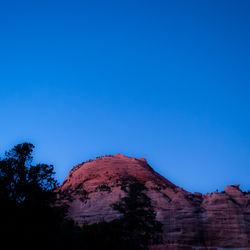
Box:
[78,181,163,250]
[113,182,163,249]
[78,220,131,250]
[0,143,70,250]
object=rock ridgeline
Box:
[56,154,250,249]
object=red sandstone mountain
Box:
[57,154,250,249]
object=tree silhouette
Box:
[78,181,163,250]
[0,143,69,249]
[113,182,163,249]
[0,143,57,202]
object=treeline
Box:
[0,143,162,250]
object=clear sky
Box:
[0,0,249,193]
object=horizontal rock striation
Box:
[56,154,250,249]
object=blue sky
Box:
[0,0,249,193]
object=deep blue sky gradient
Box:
[0,0,250,193]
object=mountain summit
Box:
[57,154,250,249]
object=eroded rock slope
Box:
[56,154,250,249]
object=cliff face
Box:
[57,154,250,249]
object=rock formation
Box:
[56,154,250,249]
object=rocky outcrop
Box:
[56,154,250,249]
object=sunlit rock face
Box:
[56,154,250,249]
